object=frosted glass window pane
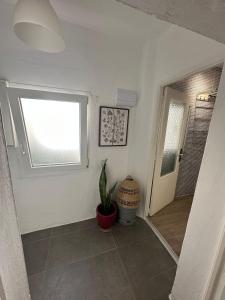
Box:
[161,102,184,176]
[20,98,80,167]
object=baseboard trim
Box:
[145,217,179,264]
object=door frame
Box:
[144,58,224,299]
[149,88,190,216]
[145,59,224,218]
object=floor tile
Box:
[23,239,49,275]
[23,218,177,300]
[46,226,116,268]
[106,288,136,300]
[22,228,51,244]
[51,218,96,237]
[41,250,132,300]
[134,267,176,300]
[118,238,176,298]
[28,272,45,300]
[112,217,156,247]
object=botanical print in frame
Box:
[99,106,129,146]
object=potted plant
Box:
[96,159,117,231]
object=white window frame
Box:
[8,88,88,176]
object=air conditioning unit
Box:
[115,88,137,107]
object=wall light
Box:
[13,0,65,53]
[196,91,217,102]
[196,92,210,101]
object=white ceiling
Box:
[52,0,169,41]
[1,0,223,91]
[116,0,225,44]
[0,0,170,90]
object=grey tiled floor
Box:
[22,218,176,300]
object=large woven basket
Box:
[117,176,140,225]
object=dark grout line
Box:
[49,227,53,236]
[112,233,163,251]
[29,270,47,299]
[43,247,118,273]
[116,248,137,300]
[145,265,177,283]
[21,220,97,244]
[21,236,51,246]
[28,270,46,279]
[23,226,122,247]
[22,216,145,244]
[117,240,176,291]
[49,218,97,234]
[152,266,176,280]
[50,226,97,238]
[111,230,119,248]
[43,237,52,274]
[22,216,146,245]
[111,231,118,249]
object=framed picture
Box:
[99,106,129,146]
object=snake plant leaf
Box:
[108,182,117,197]
[99,159,117,214]
[99,159,107,209]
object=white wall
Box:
[0,0,146,233]
[127,38,158,216]
[172,60,225,300]
[0,0,171,234]
[129,25,225,217]
[131,26,225,300]
[0,109,29,299]
[24,35,147,232]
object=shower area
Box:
[173,66,222,199]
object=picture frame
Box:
[99,106,129,146]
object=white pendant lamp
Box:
[13,0,65,53]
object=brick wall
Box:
[169,66,222,198]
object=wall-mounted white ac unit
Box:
[115,88,137,107]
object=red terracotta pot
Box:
[96,203,117,230]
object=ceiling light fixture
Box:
[13,0,65,53]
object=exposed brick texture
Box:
[169,66,222,197]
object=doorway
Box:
[148,65,223,257]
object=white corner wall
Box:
[171,59,225,300]
[129,25,225,218]
[5,21,144,234]
[130,25,225,300]
[127,37,158,216]
[0,112,29,299]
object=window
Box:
[8,88,88,175]
[160,102,184,176]
[21,98,80,167]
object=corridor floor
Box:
[150,197,193,256]
[22,218,176,300]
